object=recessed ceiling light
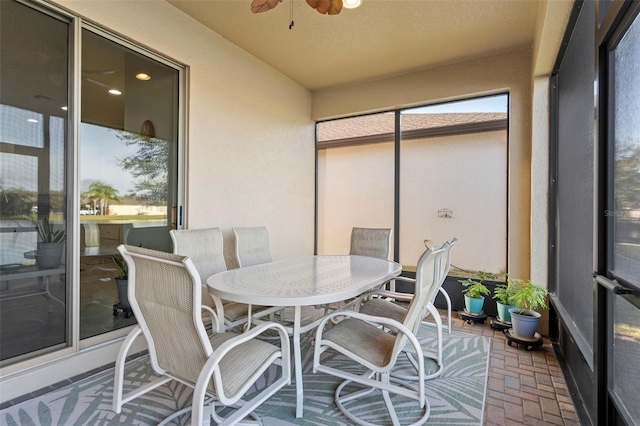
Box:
[61,106,68,111]
[108,89,122,95]
[136,73,151,81]
[27,118,38,123]
[343,0,362,9]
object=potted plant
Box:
[508,279,549,338]
[459,271,492,314]
[35,215,65,269]
[112,255,132,317]
[493,278,518,323]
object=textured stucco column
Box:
[531,76,551,335]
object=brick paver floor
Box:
[2,306,583,426]
[446,310,581,426]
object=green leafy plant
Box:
[35,215,65,243]
[493,279,518,305]
[112,255,128,280]
[508,278,548,312]
[459,271,493,299]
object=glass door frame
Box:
[76,22,188,350]
[596,1,640,424]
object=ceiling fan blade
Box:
[306,0,342,15]
[251,0,282,13]
[306,0,329,14]
[82,77,111,89]
[328,0,343,15]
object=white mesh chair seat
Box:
[320,317,396,368]
[113,244,290,426]
[313,243,447,426]
[358,298,406,324]
[210,332,281,398]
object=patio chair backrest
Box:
[349,227,392,260]
[170,228,227,308]
[440,237,457,278]
[395,243,447,350]
[233,226,273,267]
[118,244,214,392]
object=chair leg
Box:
[113,325,174,417]
[439,287,452,334]
[380,373,402,426]
[394,305,444,381]
[211,401,261,425]
[113,326,142,413]
[333,372,430,426]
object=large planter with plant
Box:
[508,279,549,338]
[459,272,492,314]
[35,216,65,269]
[493,279,518,323]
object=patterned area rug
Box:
[1,323,489,425]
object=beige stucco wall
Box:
[318,130,507,274]
[318,142,396,255]
[531,77,550,288]
[58,0,316,263]
[312,48,533,279]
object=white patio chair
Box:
[325,226,393,315]
[113,244,290,426]
[312,243,447,426]
[350,226,393,288]
[354,238,457,381]
[232,226,273,267]
[232,226,286,324]
[349,227,392,260]
[170,228,270,331]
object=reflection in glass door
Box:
[79,29,180,340]
[0,1,70,364]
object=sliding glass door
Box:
[0,0,184,365]
[0,1,71,363]
[79,28,180,340]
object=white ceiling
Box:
[167,0,546,91]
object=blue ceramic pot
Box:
[464,295,485,314]
[509,308,541,338]
[496,301,515,323]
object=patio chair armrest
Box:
[197,321,291,404]
[201,305,222,333]
[393,276,416,283]
[216,321,290,363]
[352,288,414,310]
